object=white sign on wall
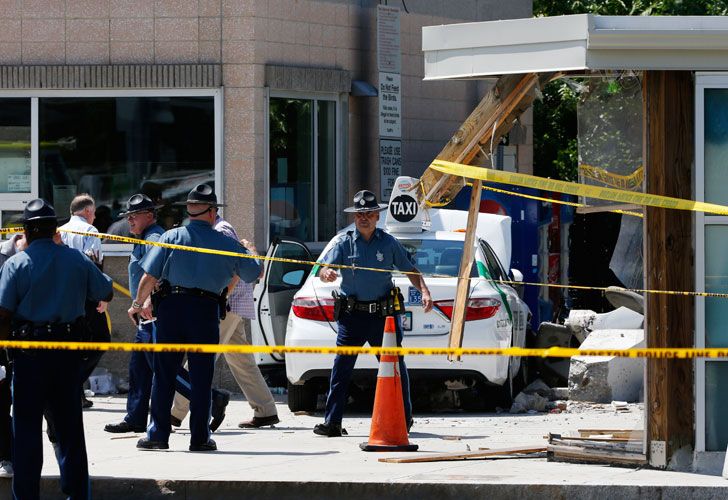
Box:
[379,139,402,202]
[379,72,401,138]
[377,5,400,73]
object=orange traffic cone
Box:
[360,316,418,452]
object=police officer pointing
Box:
[130,184,260,452]
[313,190,432,437]
[0,199,113,499]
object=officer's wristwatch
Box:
[131,301,143,309]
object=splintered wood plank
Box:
[547,444,648,466]
[378,445,546,464]
[577,429,644,439]
[447,178,481,360]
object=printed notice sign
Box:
[379,139,402,202]
[7,174,30,193]
[379,72,401,138]
[377,5,400,73]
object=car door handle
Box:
[261,307,269,312]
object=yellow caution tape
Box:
[0,340,725,359]
[431,159,728,215]
[476,183,644,218]
[578,164,644,191]
[112,282,131,298]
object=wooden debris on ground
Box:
[547,429,647,467]
[379,445,546,464]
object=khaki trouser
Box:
[171,312,277,420]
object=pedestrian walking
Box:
[0,199,113,499]
[130,184,260,452]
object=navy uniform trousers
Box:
[124,321,225,429]
[13,350,88,500]
[148,294,219,445]
[324,310,412,425]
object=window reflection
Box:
[38,96,215,237]
[0,99,31,194]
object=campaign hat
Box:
[23,199,57,222]
[174,183,226,207]
[343,190,387,213]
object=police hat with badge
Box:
[121,194,162,217]
[343,190,387,213]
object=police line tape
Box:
[0,339,723,359]
[431,159,728,216]
[1,225,725,299]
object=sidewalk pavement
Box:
[1,394,726,499]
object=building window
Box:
[268,95,338,243]
[39,96,215,232]
[0,90,220,250]
[696,76,728,452]
[0,99,32,196]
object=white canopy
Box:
[422,14,728,80]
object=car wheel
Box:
[287,381,317,412]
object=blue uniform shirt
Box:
[321,228,415,301]
[141,219,261,294]
[129,223,164,298]
[0,239,113,323]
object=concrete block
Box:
[568,329,645,403]
[565,306,643,343]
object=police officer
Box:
[104,194,164,433]
[0,199,113,499]
[313,190,433,437]
[129,184,260,452]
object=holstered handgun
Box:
[150,280,170,317]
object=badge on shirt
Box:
[376,250,384,262]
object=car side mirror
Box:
[510,269,523,283]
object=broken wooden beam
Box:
[547,444,647,467]
[378,445,546,464]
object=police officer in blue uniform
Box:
[0,199,113,499]
[313,190,433,437]
[129,184,260,452]
[104,194,164,434]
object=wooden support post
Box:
[643,71,694,468]
[448,178,482,361]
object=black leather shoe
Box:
[136,438,169,451]
[238,414,280,429]
[189,439,217,452]
[313,422,347,437]
[170,415,182,428]
[104,421,146,434]
[82,396,93,409]
[210,390,231,432]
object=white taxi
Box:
[251,177,530,411]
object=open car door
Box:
[252,238,313,366]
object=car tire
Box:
[287,381,317,412]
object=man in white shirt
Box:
[59,194,109,409]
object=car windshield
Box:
[397,239,477,278]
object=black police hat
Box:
[173,183,226,207]
[120,193,162,216]
[343,190,387,213]
[23,199,57,223]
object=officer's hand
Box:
[139,298,154,321]
[421,289,433,313]
[127,306,139,326]
[96,301,108,314]
[319,268,338,282]
[241,238,258,255]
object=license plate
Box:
[408,287,422,305]
[401,311,413,331]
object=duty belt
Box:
[11,318,88,342]
[353,301,381,314]
[167,285,222,303]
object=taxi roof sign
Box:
[385,176,426,233]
